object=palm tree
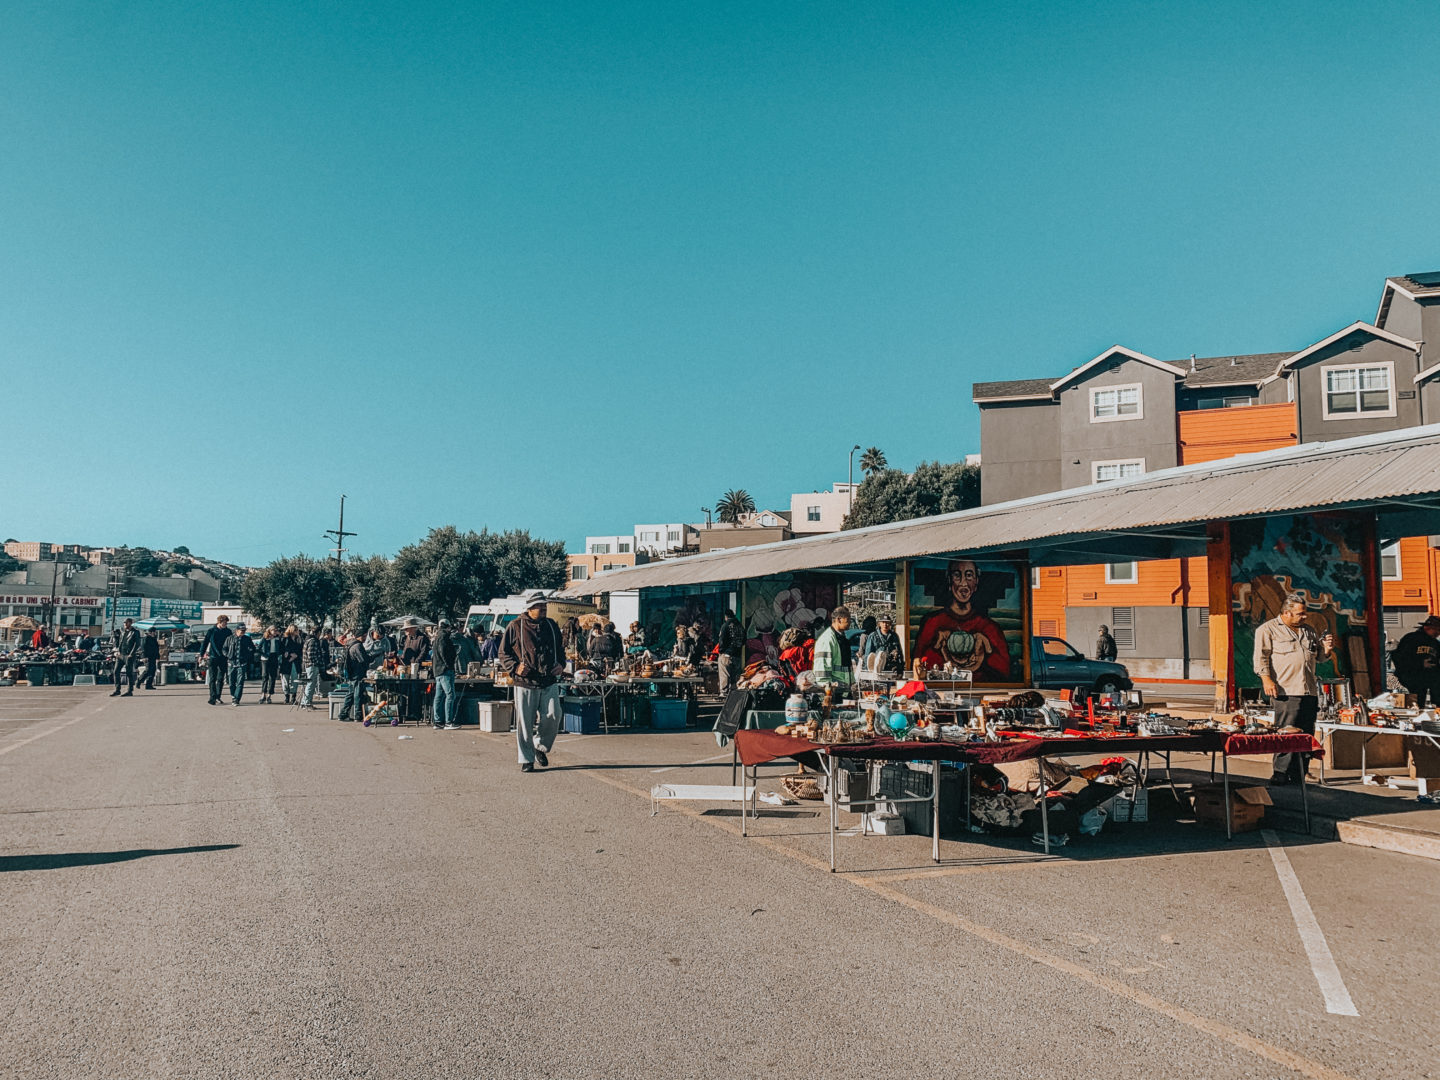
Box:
[859,447,888,476]
[715,488,756,524]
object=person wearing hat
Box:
[138,628,161,691]
[863,614,905,677]
[1391,615,1440,708]
[337,627,376,722]
[431,619,459,729]
[222,622,256,706]
[498,593,566,771]
[200,615,233,705]
[1254,593,1335,784]
[110,618,141,696]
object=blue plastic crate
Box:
[563,698,603,734]
[649,698,689,730]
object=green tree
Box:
[338,555,393,632]
[859,446,888,476]
[0,551,20,574]
[114,546,163,577]
[241,556,347,628]
[385,527,566,623]
[172,545,191,555]
[843,461,980,529]
[715,488,756,524]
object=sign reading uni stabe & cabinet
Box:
[0,594,104,607]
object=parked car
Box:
[1029,636,1132,695]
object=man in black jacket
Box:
[498,594,566,771]
[200,615,233,705]
[717,611,744,695]
[110,618,141,696]
[338,629,374,722]
[431,620,459,729]
[1392,615,1440,707]
[138,629,161,690]
[222,623,255,706]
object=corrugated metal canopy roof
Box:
[562,425,1440,595]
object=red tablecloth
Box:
[732,728,1323,768]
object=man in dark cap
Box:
[498,593,565,771]
[1392,615,1440,708]
[110,618,141,696]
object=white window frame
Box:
[570,565,588,581]
[617,542,630,553]
[1089,383,1143,423]
[1092,458,1145,483]
[667,530,680,542]
[807,505,822,522]
[1105,561,1138,584]
[1381,540,1403,581]
[1320,360,1395,420]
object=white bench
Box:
[650,783,757,834]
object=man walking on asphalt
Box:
[717,609,744,695]
[298,623,326,710]
[431,620,458,729]
[138,628,161,690]
[337,628,373,722]
[1391,614,1440,708]
[222,623,255,706]
[1254,593,1334,784]
[110,618,141,696]
[498,593,565,772]
[1095,624,1117,661]
[200,615,233,706]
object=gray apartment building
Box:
[972,270,1440,678]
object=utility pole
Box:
[324,494,357,563]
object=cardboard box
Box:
[1408,739,1440,779]
[1191,784,1272,833]
[1323,730,1406,771]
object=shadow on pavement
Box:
[0,844,240,873]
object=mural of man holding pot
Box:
[914,558,1013,680]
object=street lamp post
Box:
[700,507,712,529]
[848,444,861,516]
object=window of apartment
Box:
[667,530,680,542]
[807,505,822,522]
[1105,561,1138,584]
[1092,458,1144,483]
[1322,363,1394,419]
[1110,607,1135,650]
[570,565,588,581]
[618,542,630,553]
[1381,540,1402,581]
[1196,396,1254,409]
[639,531,658,542]
[1090,383,1142,422]
[588,543,610,555]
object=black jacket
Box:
[499,614,564,688]
[1095,632,1117,661]
[717,618,744,659]
[223,633,255,668]
[200,625,232,663]
[280,635,304,672]
[1392,629,1440,687]
[114,626,141,659]
[141,635,160,661]
[431,630,457,676]
[343,640,373,680]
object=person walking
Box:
[279,624,304,704]
[298,623,325,710]
[1095,625,1118,662]
[1391,614,1440,708]
[138,628,161,690]
[431,620,459,729]
[498,593,566,772]
[258,626,283,703]
[811,606,856,690]
[1253,593,1335,785]
[110,618,141,696]
[199,615,233,706]
[716,610,744,695]
[222,623,255,706]
[337,628,373,722]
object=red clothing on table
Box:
[915,610,1011,680]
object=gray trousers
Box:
[299,665,320,707]
[514,684,563,764]
[718,654,739,696]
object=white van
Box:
[466,594,599,635]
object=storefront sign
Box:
[147,598,203,620]
[0,594,103,607]
[106,597,143,618]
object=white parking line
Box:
[1261,829,1359,1017]
[0,714,88,757]
[651,751,734,774]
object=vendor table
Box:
[1313,721,1440,785]
[732,728,1325,863]
[365,676,432,725]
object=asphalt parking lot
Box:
[2,684,1436,1079]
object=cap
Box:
[1422,615,1440,630]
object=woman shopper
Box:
[279,624,304,704]
[258,626,284,703]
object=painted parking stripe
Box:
[1262,829,1359,1017]
[651,751,734,774]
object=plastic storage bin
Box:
[563,698,603,734]
[649,699,689,730]
[477,700,513,732]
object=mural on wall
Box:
[1230,513,1369,690]
[909,558,1022,683]
[740,577,838,665]
[639,588,732,658]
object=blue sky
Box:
[3,2,1438,565]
